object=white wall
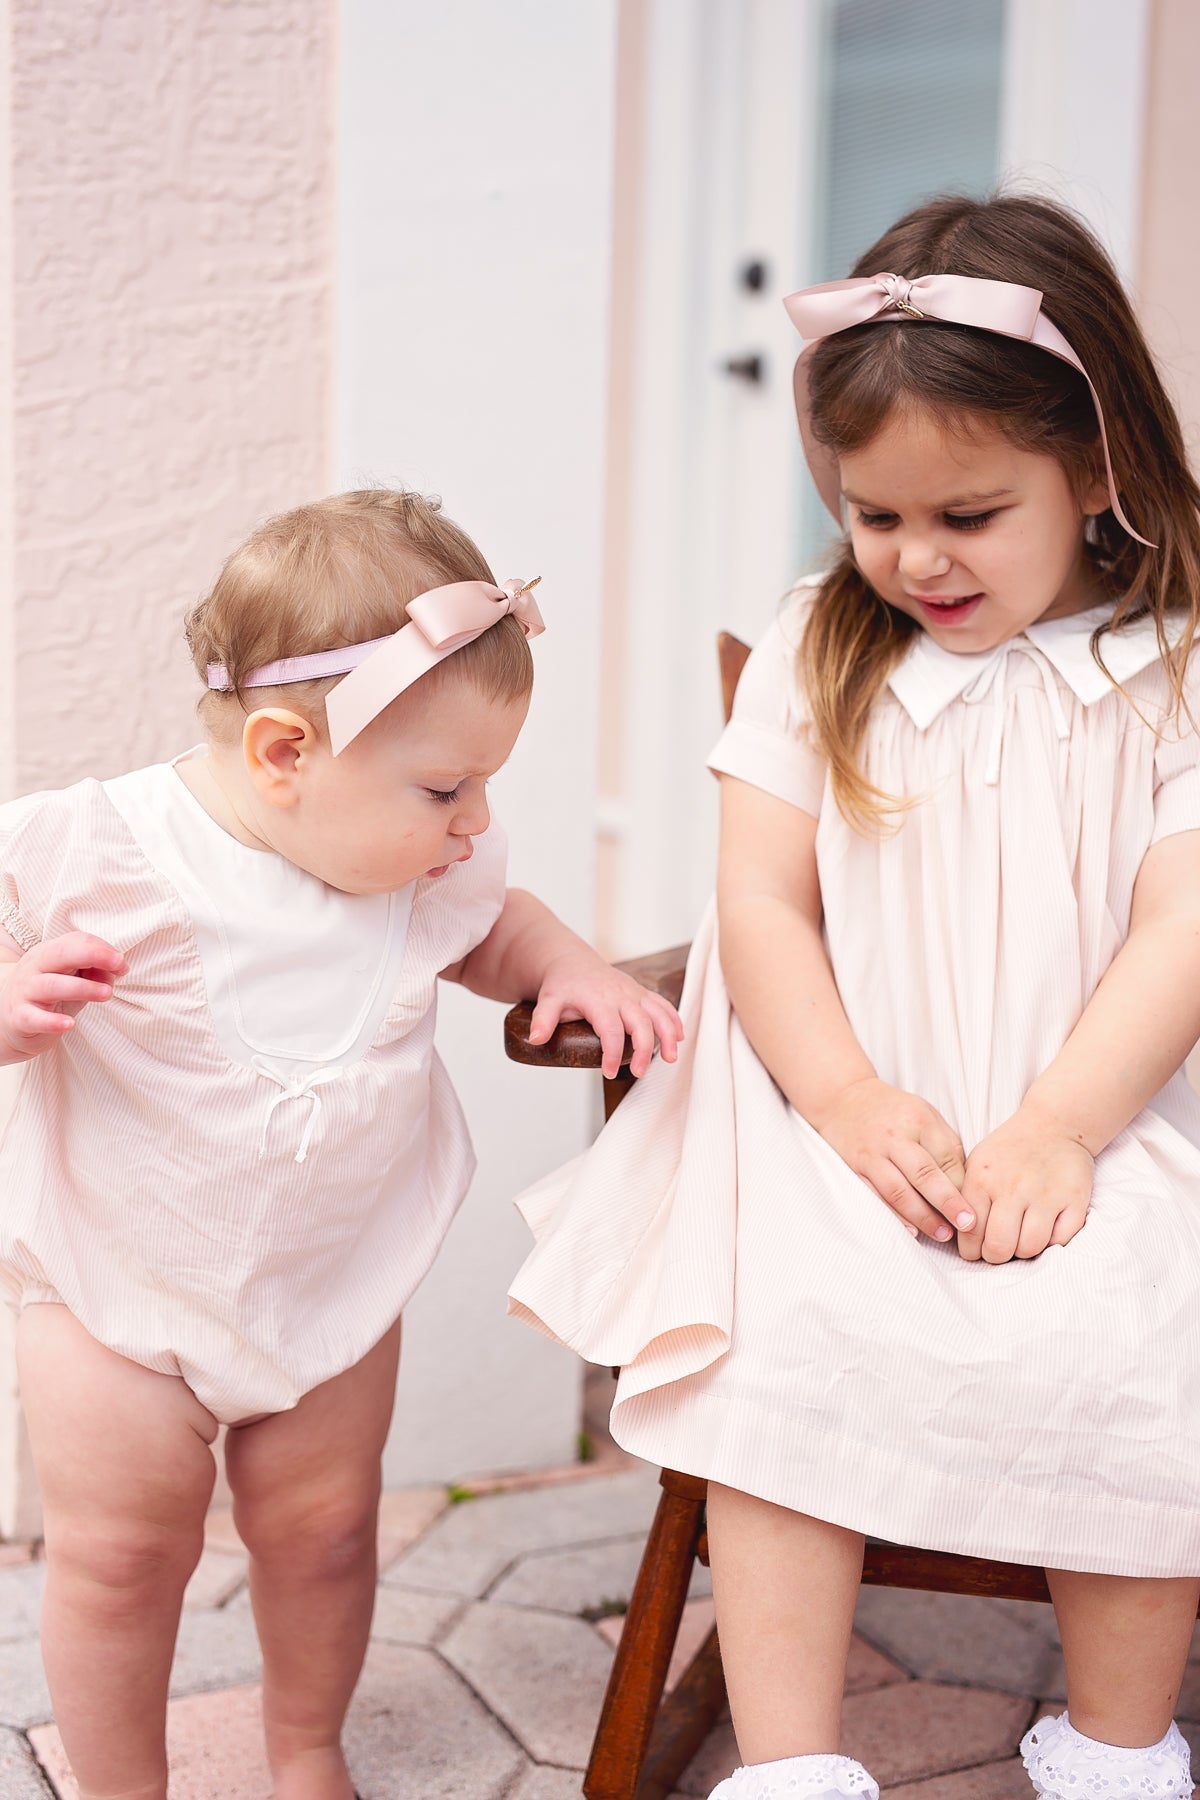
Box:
[337,0,619,1481]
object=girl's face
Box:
[236,677,529,894]
[839,407,1110,656]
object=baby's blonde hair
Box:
[186,489,534,741]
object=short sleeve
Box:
[1152,649,1200,844]
[0,790,59,950]
[706,588,826,815]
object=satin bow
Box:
[324,578,544,754]
[783,272,1152,547]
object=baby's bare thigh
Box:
[17,1302,219,1526]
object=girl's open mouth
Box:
[912,593,984,626]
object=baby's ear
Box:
[242,708,320,808]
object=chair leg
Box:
[584,1470,708,1800]
[638,1622,726,1800]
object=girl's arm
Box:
[444,888,683,1080]
[960,827,1200,1261]
[0,928,128,1065]
[718,775,973,1240]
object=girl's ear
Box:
[242,708,321,809]
[1080,467,1112,518]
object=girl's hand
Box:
[0,932,128,1063]
[527,950,684,1080]
[958,1108,1093,1263]
[813,1076,973,1241]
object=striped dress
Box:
[510,592,1200,1577]
[0,752,506,1424]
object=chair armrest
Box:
[503,944,690,1070]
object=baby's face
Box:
[276,678,529,894]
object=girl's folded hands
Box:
[957,1107,1094,1263]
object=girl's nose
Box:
[897,534,953,580]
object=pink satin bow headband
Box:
[783,271,1153,548]
[206,576,545,754]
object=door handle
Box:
[718,352,765,384]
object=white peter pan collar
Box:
[887,605,1173,730]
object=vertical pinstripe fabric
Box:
[0,764,508,1424]
[510,594,1200,1577]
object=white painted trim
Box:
[1000,0,1149,281]
[608,0,823,956]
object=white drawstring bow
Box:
[252,1061,346,1164]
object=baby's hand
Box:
[527,950,684,1080]
[814,1076,973,1242]
[0,932,128,1062]
[958,1108,1093,1262]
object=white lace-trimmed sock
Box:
[707,1754,879,1799]
[1021,1710,1194,1797]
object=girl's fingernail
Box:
[905,1223,919,1237]
[956,1211,975,1229]
[935,1224,953,1241]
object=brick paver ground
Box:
[4,1381,1200,1796]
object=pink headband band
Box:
[206,576,544,755]
[783,271,1153,548]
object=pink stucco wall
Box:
[1139,0,1200,465]
[8,0,335,792]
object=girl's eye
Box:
[854,509,897,530]
[944,509,999,530]
[426,787,461,806]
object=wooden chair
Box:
[503,633,1055,1800]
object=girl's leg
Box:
[1045,1568,1200,1745]
[706,1484,865,1759]
[16,1304,218,1800]
[224,1318,402,1800]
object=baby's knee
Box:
[48,1514,204,1600]
[235,1479,380,1575]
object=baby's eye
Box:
[854,508,897,530]
[426,786,461,806]
[944,509,999,530]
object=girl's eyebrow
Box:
[842,486,1016,508]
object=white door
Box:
[599,0,1149,961]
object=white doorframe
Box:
[602,0,823,958]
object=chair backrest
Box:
[717,633,751,726]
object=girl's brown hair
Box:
[798,193,1200,829]
[186,489,533,740]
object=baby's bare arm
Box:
[446,889,683,1080]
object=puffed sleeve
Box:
[1151,647,1200,844]
[706,586,827,815]
[0,790,59,950]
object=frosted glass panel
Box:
[814,0,1005,281]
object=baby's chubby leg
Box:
[16,1303,219,1800]
[224,1317,402,1800]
